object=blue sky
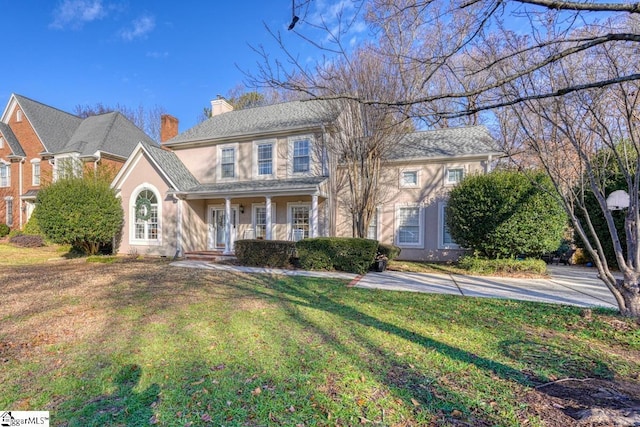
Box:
[2,0,353,131]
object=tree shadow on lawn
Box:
[62,364,159,427]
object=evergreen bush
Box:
[296,237,378,274]
[234,240,296,268]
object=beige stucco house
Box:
[111,98,502,261]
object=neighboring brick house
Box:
[112,98,502,261]
[0,94,155,230]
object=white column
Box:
[176,197,183,258]
[265,196,272,240]
[311,194,318,238]
[224,197,232,254]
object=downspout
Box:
[19,158,24,228]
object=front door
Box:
[208,207,237,250]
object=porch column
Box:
[224,197,232,254]
[311,194,318,238]
[176,197,183,258]
[265,196,272,240]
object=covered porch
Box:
[174,177,329,255]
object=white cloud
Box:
[50,0,105,30]
[120,14,155,41]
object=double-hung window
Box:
[289,204,310,240]
[292,139,310,173]
[439,202,459,249]
[257,143,273,176]
[221,147,235,179]
[0,162,10,187]
[5,197,13,226]
[32,160,41,186]
[446,167,464,185]
[396,205,423,247]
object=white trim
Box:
[251,203,277,239]
[444,165,466,186]
[217,143,238,181]
[31,159,41,186]
[253,139,276,179]
[0,136,4,149]
[287,202,311,241]
[400,169,420,188]
[395,203,424,248]
[288,135,314,177]
[129,183,162,246]
[438,202,460,249]
[0,160,10,188]
[367,206,382,240]
[4,196,13,227]
[112,142,181,192]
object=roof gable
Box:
[165,100,337,145]
[0,122,25,157]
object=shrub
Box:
[9,234,45,248]
[458,256,547,275]
[296,237,378,274]
[377,243,401,260]
[0,223,10,237]
[235,240,296,268]
[447,170,567,259]
[22,215,43,236]
[34,175,123,255]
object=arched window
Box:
[133,188,159,242]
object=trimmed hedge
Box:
[296,237,379,274]
[235,239,296,268]
[458,256,547,275]
[0,223,9,238]
[377,243,401,260]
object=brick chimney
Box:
[160,114,179,142]
[211,95,234,117]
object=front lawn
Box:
[0,248,639,426]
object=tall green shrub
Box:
[34,175,123,255]
[446,170,567,258]
[235,240,296,268]
[296,237,378,274]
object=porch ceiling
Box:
[175,176,329,200]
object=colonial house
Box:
[112,98,501,261]
[0,94,155,229]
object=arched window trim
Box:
[129,183,162,245]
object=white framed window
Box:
[16,110,23,122]
[54,155,82,181]
[367,207,381,240]
[446,167,465,185]
[289,136,312,175]
[5,197,13,227]
[31,159,41,186]
[0,136,4,149]
[287,203,310,241]
[218,144,238,180]
[130,185,161,245]
[0,162,10,187]
[254,140,275,178]
[400,170,419,188]
[395,204,424,248]
[252,203,276,239]
[439,202,460,249]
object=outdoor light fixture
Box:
[240,204,245,214]
[606,190,630,211]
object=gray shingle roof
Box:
[166,100,337,145]
[14,94,82,154]
[140,141,200,191]
[187,176,327,195]
[390,126,502,160]
[69,112,155,159]
[0,122,25,157]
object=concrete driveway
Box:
[355,265,618,309]
[172,261,619,309]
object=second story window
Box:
[221,147,235,178]
[401,171,418,187]
[257,143,273,176]
[293,139,310,173]
[0,162,10,187]
[32,160,41,186]
[447,168,464,185]
[55,157,81,180]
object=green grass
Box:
[0,254,638,426]
[0,241,71,265]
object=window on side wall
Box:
[221,147,235,179]
[0,162,10,187]
[396,205,423,247]
[32,160,41,186]
[5,197,13,227]
[256,142,273,176]
[292,139,310,173]
[446,167,464,185]
[439,202,459,249]
[132,188,160,243]
[367,208,379,240]
[400,170,419,187]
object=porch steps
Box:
[184,251,237,263]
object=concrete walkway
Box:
[171,261,618,310]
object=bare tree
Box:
[74,103,166,143]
